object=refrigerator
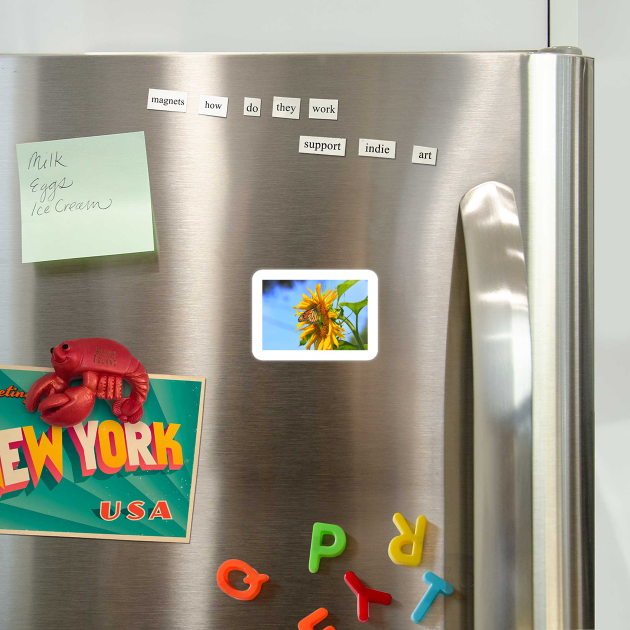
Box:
[0,50,593,629]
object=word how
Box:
[99,499,172,521]
[0,420,183,496]
[199,95,228,118]
[217,559,269,601]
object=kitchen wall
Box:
[577,1,629,627]
[0,0,547,52]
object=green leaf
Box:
[339,296,368,317]
[336,280,359,303]
[299,332,313,347]
[335,340,359,350]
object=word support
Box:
[147,88,188,112]
[299,136,346,157]
[198,95,229,118]
[309,98,338,120]
[358,138,397,159]
[272,96,301,119]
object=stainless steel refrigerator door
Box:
[0,52,593,629]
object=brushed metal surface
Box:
[460,182,533,630]
[0,52,593,629]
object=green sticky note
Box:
[16,132,155,263]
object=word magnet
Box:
[388,512,427,567]
[216,559,269,601]
[309,522,346,573]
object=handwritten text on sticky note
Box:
[17,132,155,263]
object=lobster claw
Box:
[37,386,96,428]
[25,373,67,413]
[112,398,144,424]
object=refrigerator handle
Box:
[459,182,533,629]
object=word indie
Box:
[0,420,183,495]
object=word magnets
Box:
[298,608,335,630]
[411,572,454,624]
[344,571,392,622]
[309,522,346,573]
[388,512,427,567]
[216,559,269,601]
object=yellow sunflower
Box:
[294,283,346,350]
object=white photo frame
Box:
[252,269,378,361]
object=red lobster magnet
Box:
[26,338,149,428]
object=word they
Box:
[272,96,301,119]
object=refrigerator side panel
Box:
[526,52,595,630]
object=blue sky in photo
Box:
[262,280,368,350]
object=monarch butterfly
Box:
[298,308,319,324]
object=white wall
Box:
[0,0,547,53]
[577,1,629,627]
